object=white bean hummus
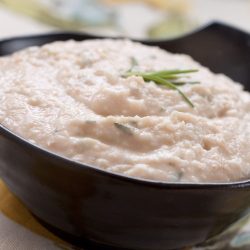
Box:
[1,39,250,183]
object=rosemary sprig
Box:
[123,64,199,107]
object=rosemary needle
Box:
[114,123,133,136]
[128,57,139,72]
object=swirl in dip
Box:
[0,39,250,183]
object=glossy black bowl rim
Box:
[0,21,215,44]
[0,21,249,45]
[1,22,250,189]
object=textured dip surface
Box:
[1,39,250,183]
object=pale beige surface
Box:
[0,180,70,249]
[0,213,59,250]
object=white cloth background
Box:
[0,214,60,250]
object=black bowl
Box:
[0,22,250,250]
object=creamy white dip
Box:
[0,39,250,183]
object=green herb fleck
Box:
[128,57,139,72]
[159,107,165,112]
[177,171,183,181]
[150,55,157,59]
[85,120,97,125]
[114,123,133,135]
[129,121,138,127]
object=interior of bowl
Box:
[0,22,250,187]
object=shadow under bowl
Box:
[0,22,250,250]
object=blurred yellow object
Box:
[0,180,63,243]
[0,0,115,29]
[0,0,41,18]
[103,0,189,13]
[148,14,196,39]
